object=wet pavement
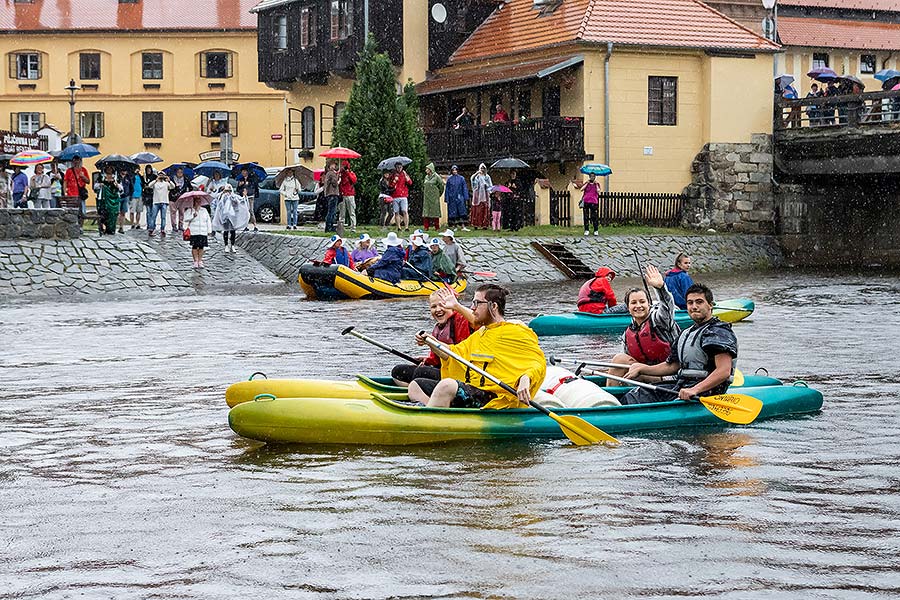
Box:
[1,270,898,598]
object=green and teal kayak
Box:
[228,383,823,446]
[528,297,755,336]
[225,373,782,408]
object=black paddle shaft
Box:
[632,248,652,299]
[342,326,420,364]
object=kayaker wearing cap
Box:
[621,283,738,405]
[604,264,680,386]
[429,238,456,281]
[401,233,433,281]
[351,233,379,271]
[665,253,695,310]
[440,229,468,278]
[391,288,475,386]
[577,267,627,314]
[408,284,547,409]
[323,235,355,269]
[366,232,404,283]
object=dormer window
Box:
[533,0,562,16]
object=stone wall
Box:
[683,133,775,234]
[0,208,81,240]
[236,232,783,285]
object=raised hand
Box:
[645,264,664,289]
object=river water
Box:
[1,271,898,599]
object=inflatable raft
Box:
[298,263,467,300]
[227,383,823,446]
[225,373,783,408]
[528,298,755,336]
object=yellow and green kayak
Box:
[528,298,755,336]
[227,383,823,446]
[225,373,782,408]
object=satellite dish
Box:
[431,3,447,24]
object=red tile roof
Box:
[451,0,779,64]
[779,16,900,50]
[779,0,900,10]
[0,0,258,32]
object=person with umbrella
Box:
[339,160,358,232]
[116,166,134,233]
[505,170,524,231]
[11,165,28,208]
[469,163,492,229]
[444,165,469,231]
[572,172,602,236]
[805,83,823,126]
[378,170,395,228]
[93,164,122,235]
[422,162,444,232]
[148,170,174,238]
[167,166,191,233]
[235,166,260,232]
[183,195,213,268]
[63,156,90,217]
[26,163,52,209]
[321,160,342,233]
[279,169,301,230]
[390,161,413,232]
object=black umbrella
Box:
[491,157,529,169]
[96,154,137,171]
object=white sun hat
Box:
[382,231,403,247]
[356,233,371,246]
[429,237,441,247]
[326,234,342,248]
[439,228,455,239]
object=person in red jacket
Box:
[322,235,355,269]
[576,267,627,314]
[63,156,90,216]
[390,162,412,232]
[391,288,475,385]
[338,160,358,232]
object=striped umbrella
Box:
[9,150,53,166]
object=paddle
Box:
[598,372,762,425]
[342,326,420,364]
[632,248,652,299]
[420,332,619,446]
[462,269,497,277]
[549,356,745,386]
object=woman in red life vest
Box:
[577,267,628,314]
[605,264,680,386]
[391,288,475,386]
[323,235,355,269]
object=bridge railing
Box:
[775,90,900,132]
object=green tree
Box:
[333,36,429,224]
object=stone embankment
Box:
[0,208,81,240]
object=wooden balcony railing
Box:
[425,116,586,166]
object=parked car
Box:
[255,174,318,224]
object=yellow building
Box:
[0,0,286,170]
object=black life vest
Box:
[624,319,671,365]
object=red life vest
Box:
[624,319,671,365]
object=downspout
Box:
[364,0,369,40]
[604,42,613,192]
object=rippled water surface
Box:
[2,271,899,599]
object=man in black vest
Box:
[619,283,738,405]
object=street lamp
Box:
[64,78,81,146]
[762,0,779,76]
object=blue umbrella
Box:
[580,163,612,176]
[231,162,266,181]
[163,163,195,180]
[875,69,900,82]
[194,160,231,177]
[58,143,100,161]
[130,151,163,164]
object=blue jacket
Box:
[402,246,433,281]
[444,174,469,204]
[370,245,404,283]
[664,268,695,310]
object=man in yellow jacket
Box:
[408,284,546,409]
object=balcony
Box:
[424,117,587,168]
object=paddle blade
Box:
[549,413,620,446]
[699,393,763,425]
[732,368,745,387]
[472,271,496,277]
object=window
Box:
[301,7,316,48]
[648,76,677,126]
[274,16,288,50]
[76,111,105,138]
[302,106,315,149]
[142,52,163,79]
[330,0,352,41]
[860,54,876,74]
[334,101,346,124]
[200,52,232,79]
[10,53,41,80]
[79,53,101,80]
[812,52,830,69]
[142,111,163,138]
[201,111,238,137]
[12,112,43,134]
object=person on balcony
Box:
[805,83,823,126]
[470,163,492,229]
[444,165,469,231]
[493,103,510,123]
[454,106,475,128]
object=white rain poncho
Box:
[213,192,250,232]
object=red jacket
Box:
[577,267,617,314]
[64,167,89,197]
[391,171,411,199]
[423,312,471,367]
[323,246,355,269]
[339,168,357,196]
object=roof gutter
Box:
[604,42,613,193]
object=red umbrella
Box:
[313,168,325,182]
[320,147,361,159]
